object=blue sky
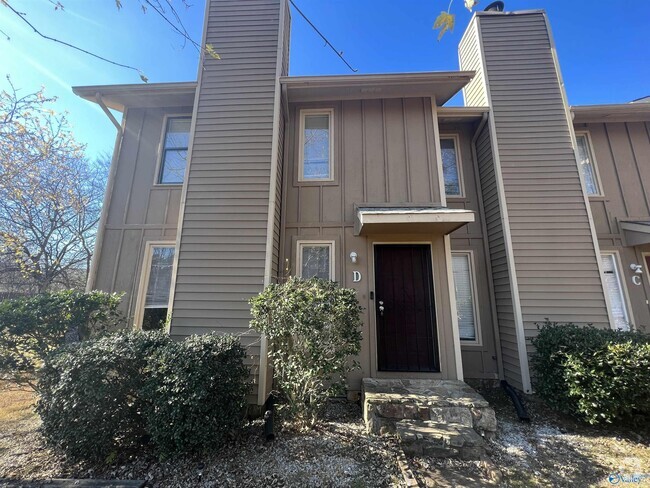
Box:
[1,0,648,159]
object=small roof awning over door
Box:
[354,205,475,236]
[620,219,650,246]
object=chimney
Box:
[169,0,291,405]
[459,11,611,393]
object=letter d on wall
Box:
[352,271,362,283]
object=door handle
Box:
[378,300,385,316]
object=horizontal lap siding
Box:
[475,123,522,388]
[170,0,283,397]
[478,14,609,357]
[458,19,488,107]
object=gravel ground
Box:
[2,383,649,487]
[406,385,650,488]
[0,389,405,487]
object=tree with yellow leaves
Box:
[0,78,107,295]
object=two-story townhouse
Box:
[73,0,650,408]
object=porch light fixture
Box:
[349,252,358,264]
[630,263,643,274]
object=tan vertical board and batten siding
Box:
[580,120,650,332]
[169,0,287,403]
[281,98,465,392]
[444,122,501,380]
[462,12,611,391]
[90,107,187,323]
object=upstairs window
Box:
[297,240,334,280]
[159,116,191,184]
[575,133,602,196]
[441,137,462,197]
[299,110,333,181]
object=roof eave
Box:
[72,81,197,112]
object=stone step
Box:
[396,420,487,460]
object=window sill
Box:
[588,195,606,201]
[153,183,184,188]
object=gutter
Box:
[469,112,505,381]
[85,97,126,291]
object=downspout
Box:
[470,112,505,380]
[85,95,125,291]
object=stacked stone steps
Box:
[362,379,497,460]
[396,420,487,460]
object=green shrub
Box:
[531,320,650,424]
[249,277,363,427]
[36,330,170,462]
[36,330,249,462]
[0,290,123,389]
[142,333,250,459]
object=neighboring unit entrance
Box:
[374,244,439,372]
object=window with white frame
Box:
[575,133,601,196]
[297,241,334,280]
[159,117,191,184]
[441,137,462,197]
[300,110,333,181]
[452,252,479,342]
[601,252,630,331]
[138,245,175,330]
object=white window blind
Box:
[145,247,175,308]
[601,253,629,331]
[576,134,600,196]
[300,244,332,280]
[452,253,477,341]
[441,138,461,196]
[302,113,331,180]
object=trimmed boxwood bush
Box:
[531,321,650,424]
[37,330,249,462]
[250,277,363,427]
[141,333,249,459]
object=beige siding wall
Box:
[461,11,611,391]
[458,19,488,107]
[444,123,499,379]
[580,120,650,331]
[282,98,462,392]
[93,106,188,323]
[472,121,521,386]
[169,0,288,399]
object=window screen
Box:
[441,138,461,196]
[576,134,600,196]
[142,246,175,330]
[159,117,191,184]
[601,253,629,331]
[302,113,331,180]
[300,243,332,280]
[452,253,477,341]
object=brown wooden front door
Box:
[374,244,439,372]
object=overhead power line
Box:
[288,0,358,73]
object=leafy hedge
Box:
[0,290,123,388]
[531,321,650,424]
[37,330,249,462]
[37,331,168,461]
[142,334,249,459]
[250,277,363,427]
